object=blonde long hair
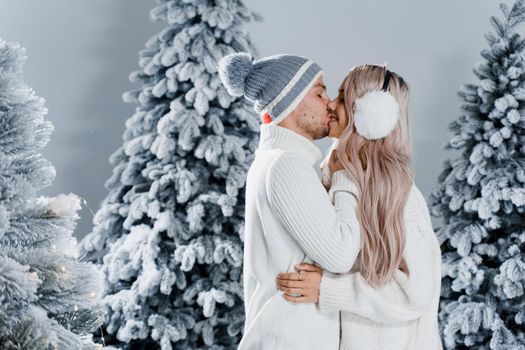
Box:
[336,64,413,288]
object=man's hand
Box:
[276,263,323,303]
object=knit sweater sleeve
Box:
[318,212,438,323]
[267,154,361,273]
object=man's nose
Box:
[327,99,336,111]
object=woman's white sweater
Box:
[319,140,444,350]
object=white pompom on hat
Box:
[217,52,254,97]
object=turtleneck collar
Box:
[256,124,322,166]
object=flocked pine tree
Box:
[79,0,259,348]
[0,39,106,350]
[428,1,525,349]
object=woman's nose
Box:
[327,99,336,111]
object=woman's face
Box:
[327,87,350,139]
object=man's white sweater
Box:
[237,124,361,350]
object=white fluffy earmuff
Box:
[353,90,400,140]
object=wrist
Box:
[329,171,359,202]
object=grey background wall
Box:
[0,0,515,238]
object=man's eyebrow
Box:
[315,83,327,90]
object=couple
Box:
[218,53,443,350]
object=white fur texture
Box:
[353,90,400,140]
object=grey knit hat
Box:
[218,52,324,125]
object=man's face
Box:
[287,77,332,140]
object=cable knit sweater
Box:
[238,124,362,350]
[319,139,444,350]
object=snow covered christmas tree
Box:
[428,1,525,348]
[0,39,106,350]
[80,0,259,348]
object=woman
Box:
[276,65,443,349]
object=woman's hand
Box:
[328,149,344,173]
[276,263,323,303]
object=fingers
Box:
[277,272,302,281]
[276,278,305,288]
[329,150,340,173]
[282,293,309,303]
[277,285,303,295]
[294,263,322,272]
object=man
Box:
[218,52,360,349]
